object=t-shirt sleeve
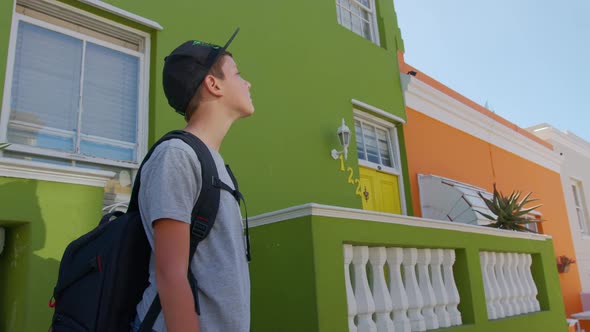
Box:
[138,142,202,226]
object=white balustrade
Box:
[386,248,411,332]
[442,250,462,326]
[352,246,377,332]
[368,247,395,332]
[344,245,358,332]
[431,249,451,328]
[403,248,427,332]
[416,249,439,330]
[343,245,462,332]
[523,254,541,311]
[480,251,541,320]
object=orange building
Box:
[398,53,583,322]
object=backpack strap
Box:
[137,130,221,332]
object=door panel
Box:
[359,166,402,214]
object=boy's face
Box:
[218,55,254,118]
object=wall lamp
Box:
[331,118,351,160]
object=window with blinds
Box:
[335,0,380,45]
[1,1,150,211]
[7,19,141,164]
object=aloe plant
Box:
[477,184,543,233]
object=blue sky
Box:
[393,0,590,142]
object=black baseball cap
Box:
[162,28,240,116]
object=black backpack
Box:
[48,130,249,332]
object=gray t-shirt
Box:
[135,139,250,332]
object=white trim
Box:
[401,74,561,173]
[358,159,400,176]
[75,0,162,30]
[352,99,406,124]
[0,157,114,187]
[249,203,551,241]
[529,124,590,161]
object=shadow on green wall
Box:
[0,179,59,332]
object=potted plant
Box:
[557,255,576,273]
[0,143,8,150]
[477,184,543,233]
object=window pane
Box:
[81,43,139,162]
[8,21,82,152]
[573,184,581,206]
[355,120,365,160]
[363,124,379,164]
[376,128,392,167]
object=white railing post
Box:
[523,254,540,311]
[353,246,377,332]
[487,252,505,319]
[494,252,515,317]
[368,247,395,332]
[442,250,462,326]
[344,245,358,332]
[516,253,534,313]
[386,247,411,332]
[480,252,496,319]
[503,253,522,315]
[430,249,451,328]
[402,248,426,332]
[416,249,439,330]
[509,252,528,314]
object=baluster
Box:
[516,253,533,313]
[503,253,522,315]
[386,248,411,332]
[430,249,451,328]
[487,252,505,319]
[368,247,395,332]
[402,248,426,331]
[344,245,358,332]
[416,249,439,330]
[442,250,462,326]
[523,254,540,311]
[479,252,496,319]
[495,253,514,317]
[353,246,377,332]
[509,253,528,314]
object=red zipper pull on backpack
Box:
[48,296,56,308]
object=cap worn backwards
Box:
[162,28,240,116]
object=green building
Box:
[0,0,568,331]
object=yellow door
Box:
[359,166,402,214]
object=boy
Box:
[132,29,252,332]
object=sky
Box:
[393,0,590,142]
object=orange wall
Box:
[404,108,582,316]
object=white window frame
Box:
[0,0,150,179]
[353,107,406,214]
[571,177,590,235]
[335,0,381,45]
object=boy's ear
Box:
[202,75,223,97]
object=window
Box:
[354,116,399,171]
[1,0,150,208]
[335,0,380,44]
[571,179,590,235]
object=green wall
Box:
[0,178,104,331]
[87,0,407,215]
[0,0,408,330]
[250,215,567,331]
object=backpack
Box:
[48,130,248,332]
